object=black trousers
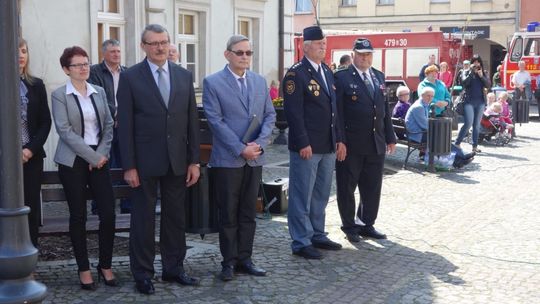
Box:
[129,167,187,281]
[336,153,385,234]
[212,165,261,267]
[23,156,44,247]
[58,156,115,271]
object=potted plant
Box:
[272,97,287,144]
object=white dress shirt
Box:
[65,80,100,145]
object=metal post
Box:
[0,0,47,303]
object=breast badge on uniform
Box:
[308,80,321,97]
[351,95,357,101]
[285,80,296,95]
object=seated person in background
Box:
[486,92,496,108]
[498,92,514,125]
[417,65,450,117]
[392,86,411,120]
[405,86,434,144]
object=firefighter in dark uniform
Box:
[282,26,346,260]
[334,38,396,243]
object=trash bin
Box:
[512,99,529,123]
[428,117,452,155]
[185,165,219,238]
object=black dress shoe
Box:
[345,233,361,243]
[312,239,342,250]
[358,226,387,239]
[293,245,323,259]
[135,279,155,295]
[218,265,234,282]
[235,262,266,276]
[162,272,200,286]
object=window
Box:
[377,0,394,4]
[96,0,125,63]
[296,0,311,12]
[177,12,200,87]
[510,37,523,62]
[238,19,252,39]
[97,0,119,13]
[342,0,357,6]
[430,0,449,3]
[524,38,540,57]
[236,16,260,73]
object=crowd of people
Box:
[17,23,538,295]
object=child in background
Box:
[497,91,515,136]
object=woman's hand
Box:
[22,148,33,163]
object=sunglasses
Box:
[229,50,253,56]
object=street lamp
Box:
[0,0,47,303]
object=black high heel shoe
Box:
[79,271,97,291]
[97,266,119,287]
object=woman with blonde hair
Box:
[19,38,52,247]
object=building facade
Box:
[19,0,289,170]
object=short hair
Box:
[141,24,169,43]
[424,64,439,75]
[498,91,509,100]
[395,86,410,97]
[339,54,351,65]
[60,46,89,69]
[420,86,435,96]
[486,92,496,101]
[227,35,250,50]
[101,39,120,53]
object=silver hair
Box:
[101,39,120,53]
[141,24,169,43]
[420,86,435,96]
[395,86,410,97]
[303,40,312,47]
[226,35,250,50]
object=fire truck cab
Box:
[502,22,540,93]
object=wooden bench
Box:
[38,168,132,236]
[392,117,427,169]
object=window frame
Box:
[295,0,312,13]
[176,11,200,88]
[377,0,395,5]
[95,0,126,64]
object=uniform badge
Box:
[351,95,357,101]
[285,80,295,95]
[314,91,320,96]
[286,71,296,77]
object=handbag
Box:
[453,92,465,115]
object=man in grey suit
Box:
[117,24,200,295]
[202,35,276,281]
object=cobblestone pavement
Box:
[36,120,540,304]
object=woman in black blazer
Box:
[19,38,52,248]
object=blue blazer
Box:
[202,66,276,168]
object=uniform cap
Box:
[303,26,324,41]
[353,38,374,53]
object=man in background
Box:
[88,39,129,213]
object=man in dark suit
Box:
[282,26,346,260]
[203,35,276,281]
[117,24,200,295]
[88,39,129,214]
[334,38,396,243]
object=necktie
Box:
[238,77,248,100]
[363,72,374,98]
[157,67,169,107]
[317,65,328,92]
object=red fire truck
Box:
[501,22,540,93]
[294,31,471,94]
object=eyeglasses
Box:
[144,40,170,47]
[69,63,90,69]
[229,50,253,56]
